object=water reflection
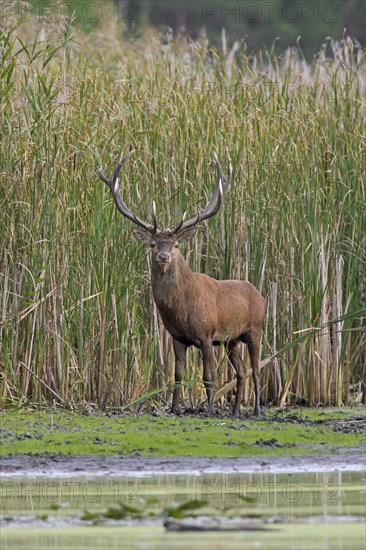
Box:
[1,471,365,550]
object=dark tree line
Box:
[119,0,365,56]
[23,1,366,56]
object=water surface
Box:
[1,470,365,550]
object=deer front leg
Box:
[171,339,187,414]
[201,343,216,413]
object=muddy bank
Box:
[1,445,365,477]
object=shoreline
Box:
[1,446,365,477]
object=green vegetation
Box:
[0,4,365,411]
[1,408,364,456]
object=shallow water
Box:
[1,470,365,550]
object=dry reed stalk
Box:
[19,361,65,403]
[0,255,8,354]
[318,233,330,403]
[21,265,47,397]
[213,356,272,403]
[333,255,343,404]
[98,301,106,406]
[52,280,62,389]
[152,298,164,384]
[78,284,84,373]
[270,281,282,399]
[161,325,172,401]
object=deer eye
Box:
[150,241,156,248]
[174,242,179,248]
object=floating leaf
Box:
[166,499,207,519]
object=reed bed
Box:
[0,12,365,409]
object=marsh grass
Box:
[1,409,364,456]
[0,9,365,409]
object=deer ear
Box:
[132,228,152,244]
[177,226,198,244]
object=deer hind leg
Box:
[227,341,246,418]
[201,343,216,412]
[246,331,262,416]
[171,339,187,414]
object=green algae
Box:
[1,407,364,457]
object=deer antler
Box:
[97,150,158,234]
[171,154,232,234]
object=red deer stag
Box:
[98,151,266,416]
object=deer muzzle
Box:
[157,252,172,264]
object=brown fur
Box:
[98,154,264,415]
[133,229,266,417]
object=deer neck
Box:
[151,252,193,311]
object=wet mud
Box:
[1,444,365,477]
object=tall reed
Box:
[0,12,365,408]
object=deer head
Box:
[97,150,231,272]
